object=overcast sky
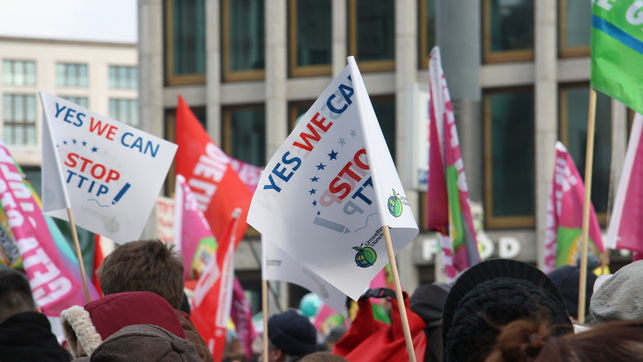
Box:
[0,0,137,43]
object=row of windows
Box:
[2,60,137,89]
[165,0,593,85]
[1,94,138,145]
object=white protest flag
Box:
[248,57,418,300]
[39,92,177,243]
[262,235,346,312]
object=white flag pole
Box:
[382,225,416,362]
[262,278,269,360]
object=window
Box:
[372,96,396,159]
[559,85,611,221]
[289,0,331,77]
[288,100,314,131]
[165,0,206,85]
[348,0,395,72]
[482,0,534,63]
[22,167,41,197]
[59,96,89,108]
[3,94,37,145]
[223,105,266,166]
[56,63,88,87]
[419,0,437,69]
[109,98,139,127]
[484,88,535,228]
[109,65,138,89]
[3,60,36,86]
[222,0,265,82]
[558,0,590,57]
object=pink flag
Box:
[544,142,607,273]
[0,142,86,316]
[174,174,217,280]
[230,277,258,360]
[228,158,262,193]
[606,112,643,255]
[426,47,480,280]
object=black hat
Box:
[268,309,317,356]
[548,265,597,319]
[410,282,451,328]
[442,259,572,362]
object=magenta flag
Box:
[426,47,480,280]
[544,142,607,273]
[606,113,643,255]
[230,278,258,360]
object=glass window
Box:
[349,0,395,71]
[109,65,138,89]
[165,0,206,85]
[2,60,36,86]
[559,0,590,57]
[223,106,266,166]
[483,0,534,63]
[3,93,37,145]
[484,88,535,228]
[288,101,314,131]
[56,63,88,88]
[223,0,265,81]
[372,96,396,159]
[108,98,139,127]
[59,95,89,108]
[560,85,611,219]
[419,0,437,69]
[289,0,331,77]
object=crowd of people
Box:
[0,239,641,361]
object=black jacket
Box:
[0,311,71,362]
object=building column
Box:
[610,100,628,201]
[265,0,288,160]
[138,0,164,138]
[332,0,347,75]
[206,0,222,144]
[534,0,557,269]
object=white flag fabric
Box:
[40,92,177,243]
[262,236,346,313]
[248,57,418,300]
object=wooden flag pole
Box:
[578,88,598,324]
[382,225,416,362]
[66,208,90,303]
[262,278,269,361]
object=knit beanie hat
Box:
[442,259,572,362]
[268,309,317,356]
[590,260,643,323]
[89,324,200,361]
[548,265,597,319]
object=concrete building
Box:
[0,36,138,190]
[137,0,634,312]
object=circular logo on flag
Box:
[387,189,403,217]
[353,245,377,268]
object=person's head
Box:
[98,239,184,309]
[442,259,572,362]
[223,337,246,362]
[299,351,348,362]
[324,326,347,352]
[590,260,643,323]
[267,309,317,362]
[548,265,597,320]
[0,269,35,324]
[486,318,643,362]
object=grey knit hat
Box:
[590,260,643,323]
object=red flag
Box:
[92,234,104,295]
[230,277,258,360]
[175,95,252,247]
[190,209,241,361]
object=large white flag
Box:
[248,57,418,300]
[262,236,346,312]
[40,92,177,243]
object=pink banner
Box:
[0,143,81,315]
[231,277,258,360]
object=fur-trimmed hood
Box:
[61,306,102,357]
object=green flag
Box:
[591,1,643,115]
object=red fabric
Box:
[92,234,104,296]
[175,95,252,248]
[334,293,427,361]
[85,291,185,340]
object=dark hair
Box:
[0,269,35,323]
[487,318,643,362]
[299,352,348,362]
[98,239,184,309]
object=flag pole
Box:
[382,225,416,362]
[262,278,269,360]
[66,208,90,303]
[578,88,597,324]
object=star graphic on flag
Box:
[91,146,98,153]
[312,200,317,206]
[63,140,68,145]
[338,137,346,146]
[82,141,87,146]
[350,129,357,138]
[72,139,77,144]
[328,150,338,160]
[309,188,317,195]
[310,176,319,182]
[316,211,321,215]
[316,163,326,170]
